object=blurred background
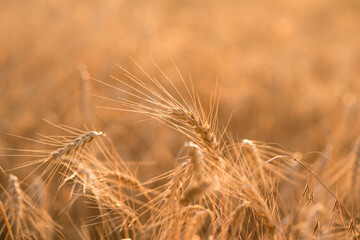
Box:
[1,0,360,188]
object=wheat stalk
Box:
[351,137,360,192]
[0,201,14,240]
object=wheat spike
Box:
[179,180,212,206]
[105,172,145,192]
[185,141,205,182]
[171,108,220,153]
[184,209,212,240]
[228,201,250,238]
[49,131,104,161]
[7,174,23,219]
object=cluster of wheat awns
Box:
[1,64,360,240]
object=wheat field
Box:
[1,0,360,239]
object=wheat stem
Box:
[0,201,14,240]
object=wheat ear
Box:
[185,141,205,182]
[228,201,250,238]
[171,108,220,153]
[105,172,145,192]
[49,131,104,160]
[179,180,212,206]
[184,209,212,240]
[7,174,23,219]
